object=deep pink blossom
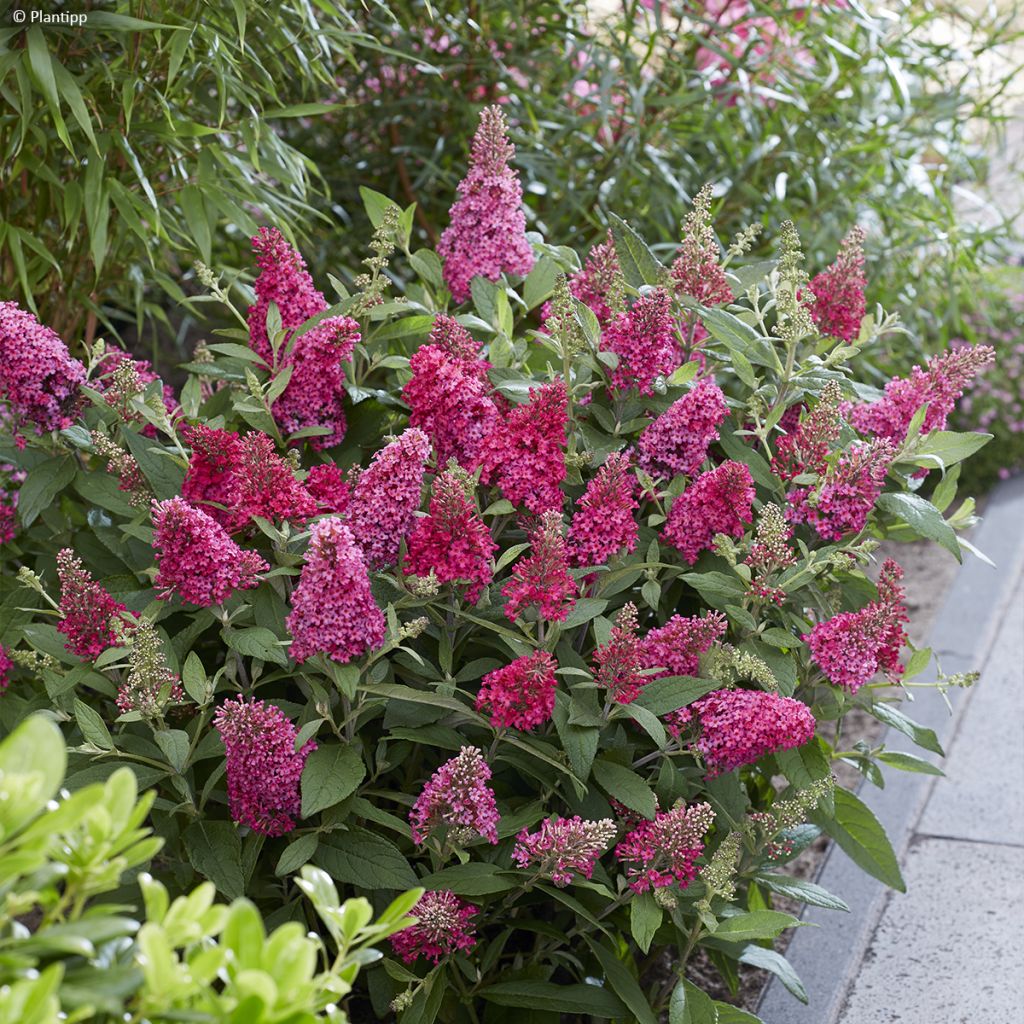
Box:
[214,697,315,837]
[0,644,12,694]
[603,287,679,396]
[347,428,431,568]
[771,384,842,483]
[0,456,25,545]
[410,746,500,846]
[181,425,245,529]
[787,440,894,541]
[439,105,534,302]
[235,433,319,525]
[476,650,558,731]
[403,315,499,467]
[847,345,996,446]
[96,346,179,433]
[543,231,620,327]
[642,612,727,679]
[246,227,357,448]
[304,462,352,513]
[670,689,816,775]
[513,816,616,886]
[389,890,478,964]
[152,497,268,607]
[405,468,496,602]
[670,184,733,307]
[287,517,386,664]
[567,451,639,568]
[637,379,729,480]
[0,302,86,436]
[593,603,647,704]
[662,461,755,563]
[476,380,567,514]
[56,549,128,659]
[805,559,909,692]
[614,801,715,892]
[808,227,867,341]
[503,511,578,623]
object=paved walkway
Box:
[837,575,1024,1024]
[759,475,1024,1023]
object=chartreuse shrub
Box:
[0,714,420,1024]
[0,107,994,1021]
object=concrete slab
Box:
[918,579,1024,845]
[837,837,1024,1024]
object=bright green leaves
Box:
[876,492,961,560]
[300,743,365,817]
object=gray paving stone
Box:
[837,837,1024,1024]
[918,579,1024,845]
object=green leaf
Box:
[181,652,208,705]
[180,186,212,263]
[681,571,747,608]
[74,699,114,751]
[669,979,717,1024]
[630,891,663,954]
[711,910,801,943]
[775,738,831,791]
[222,627,287,667]
[876,751,943,776]
[561,598,608,628]
[481,981,627,1017]
[18,456,76,527]
[902,430,992,471]
[523,256,559,310]
[314,829,416,890]
[735,945,807,1003]
[876,492,960,561]
[421,862,516,896]
[275,833,319,876]
[609,214,663,287]
[588,939,658,1024]
[869,702,943,755]
[591,759,656,819]
[633,676,717,716]
[122,431,184,500]
[753,872,850,911]
[812,787,905,891]
[153,729,190,773]
[300,744,365,817]
[714,1004,764,1024]
[183,820,244,899]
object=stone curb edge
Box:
[756,474,1024,1024]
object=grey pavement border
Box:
[756,474,1024,1024]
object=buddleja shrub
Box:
[0,715,417,1024]
[0,107,993,1022]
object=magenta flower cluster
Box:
[671,689,816,775]
[805,558,909,692]
[808,226,867,341]
[410,746,500,846]
[389,890,479,964]
[438,105,535,302]
[287,517,386,664]
[603,287,679,396]
[567,451,639,568]
[513,816,616,886]
[213,697,315,837]
[637,379,729,480]
[614,801,715,892]
[502,511,578,623]
[0,302,86,438]
[662,460,755,562]
[476,650,558,731]
[151,497,268,607]
[56,549,128,659]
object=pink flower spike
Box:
[642,612,727,680]
[567,451,639,569]
[670,184,734,308]
[214,697,315,837]
[476,379,568,514]
[347,428,431,569]
[637,379,729,480]
[0,644,12,695]
[593,602,647,705]
[151,497,268,607]
[502,511,578,624]
[56,549,128,660]
[287,517,386,664]
[512,816,616,886]
[410,746,500,846]
[476,650,558,731]
[808,227,867,341]
[603,287,679,396]
[614,801,715,892]
[805,558,909,693]
[389,890,479,964]
[662,460,755,563]
[0,302,86,437]
[671,689,816,775]
[439,105,535,302]
[405,467,497,603]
